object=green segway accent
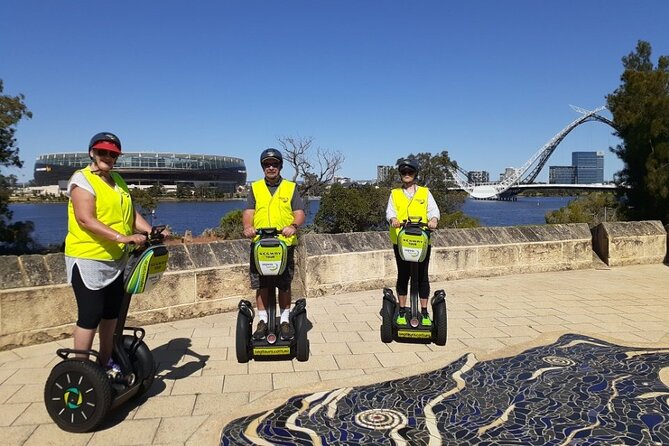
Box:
[253,346,291,356]
[253,238,287,276]
[64,387,83,409]
[397,225,429,263]
[397,329,433,339]
[125,245,169,294]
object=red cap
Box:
[91,140,122,154]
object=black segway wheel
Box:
[432,302,447,346]
[44,359,112,433]
[294,311,310,362]
[380,299,395,343]
[236,312,252,363]
[121,335,155,396]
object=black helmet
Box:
[260,148,283,166]
[397,158,418,173]
[89,132,122,154]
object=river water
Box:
[9,196,574,247]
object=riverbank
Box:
[8,197,576,248]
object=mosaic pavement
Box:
[220,334,669,445]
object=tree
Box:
[147,182,165,198]
[176,183,193,199]
[0,80,33,252]
[606,40,669,224]
[217,209,244,239]
[314,184,388,233]
[130,188,158,218]
[278,136,344,198]
[545,192,620,226]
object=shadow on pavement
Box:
[98,338,209,430]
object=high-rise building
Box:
[468,170,489,184]
[499,167,517,182]
[377,165,393,183]
[572,151,604,184]
[549,166,576,184]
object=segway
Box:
[380,218,447,345]
[236,227,309,362]
[44,226,169,433]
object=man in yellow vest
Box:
[386,158,440,326]
[243,148,306,341]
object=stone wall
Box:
[1,221,666,350]
[300,224,594,297]
[591,220,667,266]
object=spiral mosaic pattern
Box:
[221,334,669,445]
[542,355,576,367]
[354,409,407,430]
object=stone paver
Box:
[0,264,667,445]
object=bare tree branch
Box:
[277,136,344,198]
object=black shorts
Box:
[249,244,295,291]
[72,265,124,329]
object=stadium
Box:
[33,152,247,193]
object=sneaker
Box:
[279,322,295,340]
[396,313,407,325]
[253,320,268,340]
[421,312,432,326]
[105,359,122,379]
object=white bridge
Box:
[448,106,617,200]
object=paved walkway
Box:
[1,263,668,445]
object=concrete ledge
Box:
[0,222,665,349]
[592,221,667,266]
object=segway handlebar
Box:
[127,226,167,254]
[256,227,279,238]
[147,225,167,243]
[401,217,432,233]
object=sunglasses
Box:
[399,169,416,175]
[262,162,281,169]
[96,149,120,159]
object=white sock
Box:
[258,310,268,323]
[280,309,290,324]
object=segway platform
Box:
[380,219,447,345]
[236,228,309,363]
[44,226,168,433]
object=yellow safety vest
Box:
[251,178,298,246]
[389,186,429,244]
[65,167,134,260]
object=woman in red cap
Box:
[64,132,154,374]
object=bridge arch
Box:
[449,106,618,200]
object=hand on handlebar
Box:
[397,217,437,230]
[157,227,172,238]
[282,225,297,237]
[120,233,147,245]
[243,226,257,238]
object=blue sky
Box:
[2,0,668,184]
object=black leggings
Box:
[393,244,431,299]
[72,265,124,329]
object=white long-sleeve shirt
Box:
[386,185,440,223]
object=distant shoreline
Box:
[8,195,322,204]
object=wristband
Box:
[115,233,122,241]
